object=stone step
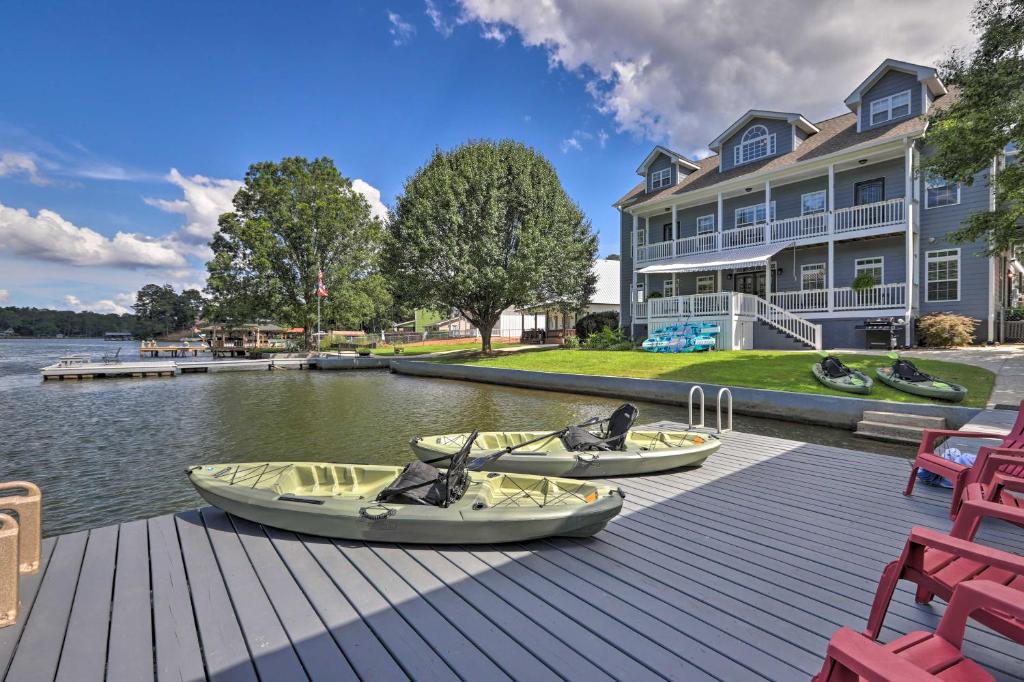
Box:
[854,420,926,445]
[861,411,946,429]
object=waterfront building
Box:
[614,59,1018,350]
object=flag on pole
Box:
[316,270,328,298]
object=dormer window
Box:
[649,168,672,191]
[734,125,776,165]
[869,90,911,125]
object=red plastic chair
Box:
[904,400,1024,518]
[815,581,1024,681]
[949,474,1024,542]
[863,527,1024,643]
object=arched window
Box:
[735,124,776,165]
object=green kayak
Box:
[187,462,624,544]
[410,429,720,477]
[811,356,873,395]
[876,366,967,402]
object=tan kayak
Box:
[187,461,624,544]
[410,429,720,478]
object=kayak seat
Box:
[604,403,639,450]
[893,359,931,383]
[820,356,851,379]
[377,461,449,506]
[561,426,612,452]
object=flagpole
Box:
[317,265,322,351]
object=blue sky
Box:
[0,0,972,312]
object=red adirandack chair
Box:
[815,581,1024,681]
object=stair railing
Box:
[735,292,822,350]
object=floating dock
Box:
[138,345,209,358]
[40,361,178,380]
[2,421,1021,681]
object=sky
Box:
[0,0,976,313]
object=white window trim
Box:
[924,176,961,209]
[925,248,961,303]
[734,201,776,228]
[696,214,716,234]
[869,89,912,126]
[854,257,885,285]
[696,274,716,294]
[733,125,777,166]
[663,278,675,297]
[649,167,672,191]
[800,190,827,216]
[800,263,826,291]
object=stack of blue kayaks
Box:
[642,322,719,353]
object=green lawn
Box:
[439,349,994,407]
[371,341,516,356]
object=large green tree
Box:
[920,0,1023,255]
[386,139,597,352]
[206,157,384,348]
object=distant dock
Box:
[41,356,326,380]
[138,344,209,358]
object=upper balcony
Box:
[635,197,906,266]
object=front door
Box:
[734,272,767,297]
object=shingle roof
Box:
[615,90,957,210]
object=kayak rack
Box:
[686,386,733,434]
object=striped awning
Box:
[636,241,794,274]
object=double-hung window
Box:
[926,249,960,302]
[925,175,960,208]
[801,263,826,291]
[649,168,672,191]
[696,275,716,294]
[801,190,826,215]
[734,201,776,228]
[663,278,675,298]
[869,90,911,125]
[696,215,716,234]
[854,257,884,285]
[734,125,776,166]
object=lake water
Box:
[0,338,915,536]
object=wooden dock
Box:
[2,428,1023,681]
[40,360,177,380]
[139,345,209,358]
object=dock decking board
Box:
[4,428,1024,682]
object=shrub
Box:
[917,313,979,347]
[646,291,663,299]
[562,335,580,349]
[575,311,619,341]
[1006,305,1024,322]
[583,326,633,350]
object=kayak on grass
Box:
[876,353,967,403]
[811,352,873,395]
[187,455,623,544]
[410,403,720,478]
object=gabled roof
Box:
[844,59,946,110]
[708,110,819,151]
[635,145,700,176]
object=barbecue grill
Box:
[855,317,907,350]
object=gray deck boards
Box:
[3,426,1024,682]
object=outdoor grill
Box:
[856,317,906,350]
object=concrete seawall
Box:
[391,360,983,429]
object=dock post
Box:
[0,482,41,573]
[0,513,18,627]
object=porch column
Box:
[671,204,678,254]
[765,260,772,303]
[827,163,835,233]
[904,142,915,346]
[764,180,772,244]
[827,240,835,312]
[716,192,724,249]
[716,269,722,292]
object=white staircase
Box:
[734,293,822,350]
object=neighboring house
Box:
[614,58,1018,350]
[518,258,621,342]
[428,307,534,340]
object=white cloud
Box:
[388,11,416,45]
[0,202,186,268]
[145,168,241,245]
[63,292,134,315]
[560,137,583,153]
[425,0,453,37]
[457,0,976,156]
[0,152,48,185]
[0,289,8,304]
[597,129,609,148]
[351,178,389,221]
[480,24,507,43]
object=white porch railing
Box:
[641,292,731,319]
[720,224,766,250]
[675,232,719,255]
[771,213,828,243]
[834,197,905,234]
[770,290,829,312]
[833,282,906,310]
[636,241,673,263]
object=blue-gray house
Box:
[614,59,1019,350]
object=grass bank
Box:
[438,349,994,407]
[371,341,516,356]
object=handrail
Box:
[770,213,827,242]
[688,385,705,429]
[736,292,822,349]
[0,482,40,574]
[674,232,718,256]
[0,513,18,627]
[636,240,673,263]
[721,224,766,250]
[716,388,733,434]
[834,197,905,233]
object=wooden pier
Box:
[139,345,209,358]
[40,361,177,381]
[2,425,1022,681]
